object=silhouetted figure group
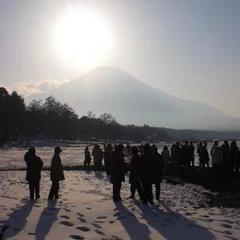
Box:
[24,146,65,201]
[97,143,164,203]
[167,140,240,182]
[25,140,240,202]
[211,140,240,179]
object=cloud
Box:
[9,79,70,96]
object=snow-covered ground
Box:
[0,171,239,240]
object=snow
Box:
[0,171,239,240]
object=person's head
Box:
[132,146,138,155]
[143,144,151,155]
[214,140,218,146]
[153,145,158,154]
[55,146,62,154]
[115,144,123,153]
[231,140,236,147]
[28,147,35,155]
[163,146,168,151]
[224,140,229,146]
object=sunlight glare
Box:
[54,7,112,70]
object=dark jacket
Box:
[24,152,43,182]
[110,150,127,183]
[129,154,143,183]
[152,153,164,183]
[84,149,91,163]
[50,154,65,182]
[142,152,154,182]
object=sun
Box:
[53,7,112,70]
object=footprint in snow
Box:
[70,234,85,239]
[76,226,90,232]
[59,221,74,227]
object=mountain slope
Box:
[28,66,240,130]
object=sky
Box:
[0,0,240,117]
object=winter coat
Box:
[211,146,224,167]
[110,151,127,183]
[50,154,65,182]
[104,150,113,175]
[202,146,210,163]
[129,154,143,184]
[142,153,155,183]
[162,149,171,166]
[152,153,164,183]
[84,149,91,163]
[24,152,43,182]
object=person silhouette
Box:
[129,146,143,200]
[48,146,65,200]
[152,145,164,201]
[110,144,127,201]
[84,146,91,169]
[24,147,43,201]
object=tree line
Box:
[0,87,169,144]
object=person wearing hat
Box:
[48,146,65,200]
[24,147,43,201]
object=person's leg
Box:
[48,181,55,200]
[29,182,34,201]
[136,182,144,200]
[112,182,117,201]
[112,182,121,201]
[148,183,153,204]
[142,181,148,203]
[116,181,122,200]
[49,181,59,200]
[155,182,160,200]
[35,179,40,199]
[54,181,60,198]
[130,183,136,198]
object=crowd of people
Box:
[24,140,240,203]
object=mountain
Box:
[27,66,240,130]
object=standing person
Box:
[24,147,43,201]
[197,142,204,168]
[104,144,113,178]
[174,142,182,175]
[84,146,91,169]
[152,146,164,201]
[92,144,103,170]
[211,141,224,184]
[161,146,170,174]
[110,144,127,202]
[142,144,154,204]
[230,141,238,175]
[189,142,195,167]
[222,141,231,176]
[48,146,65,200]
[128,146,143,200]
[202,142,210,169]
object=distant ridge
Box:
[28,66,240,130]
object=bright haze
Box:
[1,0,240,130]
